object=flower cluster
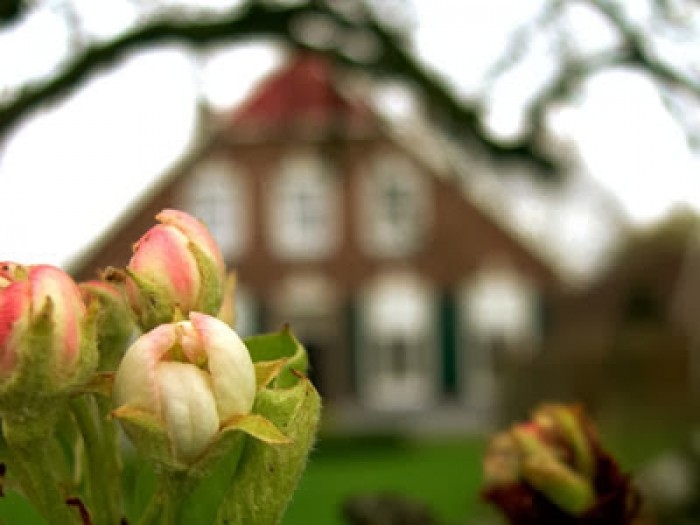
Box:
[0,209,320,525]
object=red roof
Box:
[229,53,373,134]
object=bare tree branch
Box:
[9,0,700,178]
[0,0,559,175]
[586,0,700,96]
[489,0,700,154]
[0,0,24,27]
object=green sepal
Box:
[0,297,58,408]
[124,268,174,332]
[188,426,247,478]
[175,413,292,524]
[86,285,135,371]
[189,241,224,317]
[215,378,321,525]
[244,327,308,388]
[111,405,180,470]
[221,413,292,445]
[254,359,288,390]
[70,297,99,389]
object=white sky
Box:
[1,0,700,278]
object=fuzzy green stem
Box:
[3,418,80,524]
[138,490,166,525]
[160,470,194,525]
[70,396,121,525]
[96,396,124,522]
[138,470,194,525]
[6,453,41,504]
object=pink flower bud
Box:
[0,262,97,403]
[125,210,226,331]
[112,312,255,466]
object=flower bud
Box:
[112,312,258,467]
[0,262,97,410]
[482,404,641,524]
[124,210,226,331]
[79,280,134,371]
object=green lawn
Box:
[283,434,496,525]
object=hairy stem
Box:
[71,396,122,524]
[3,417,81,524]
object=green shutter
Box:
[537,292,552,339]
[440,292,457,396]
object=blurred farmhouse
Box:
[69,52,698,432]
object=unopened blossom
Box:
[123,210,226,331]
[112,312,256,466]
[0,262,96,407]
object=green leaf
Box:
[244,327,308,388]
[215,379,321,525]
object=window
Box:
[269,153,338,260]
[466,267,538,347]
[359,153,430,257]
[358,273,438,410]
[180,159,247,260]
[458,265,539,406]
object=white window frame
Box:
[358,273,438,410]
[180,159,248,260]
[268,152,339,260]
[359,152,430,257]
[458,265,539,406]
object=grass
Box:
[282,434,496,525]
